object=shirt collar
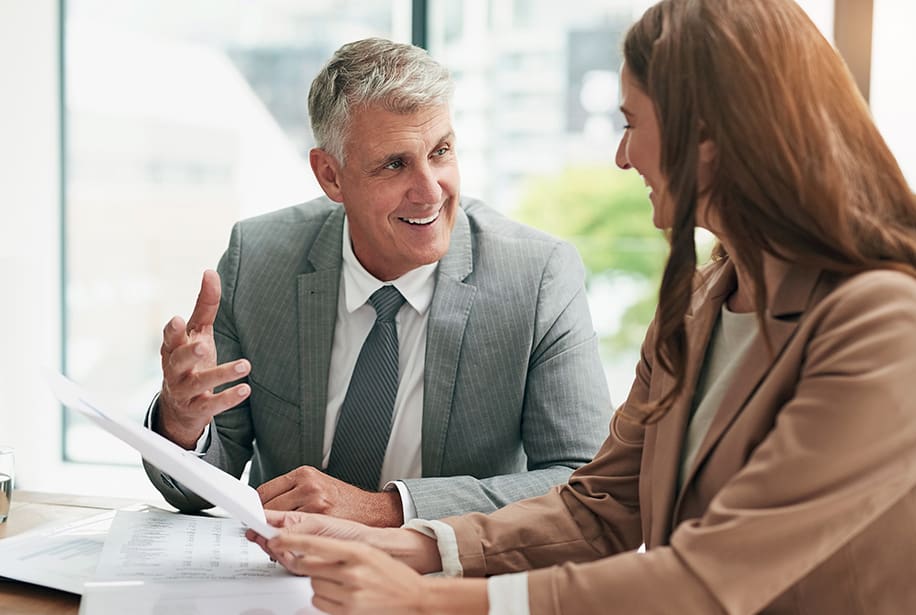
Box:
[341,215,438,316]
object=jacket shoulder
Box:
[461,197,568,254]
[239,196,338,233]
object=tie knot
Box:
[368,286,405,322]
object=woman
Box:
[248,0,916,612]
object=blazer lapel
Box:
[649,262,736,546]
[673,265,822,514]
[422,207,477,476]
[296,208,344,468]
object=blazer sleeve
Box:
[142,222,256,512]
[403,240,613,519]
[446,272,916,614]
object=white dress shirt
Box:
[322,216,437,519]
[181,216,436,520]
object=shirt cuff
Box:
[403,519,463,577]
[384,480,418,523]
[488,572,530,615]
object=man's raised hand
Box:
[156,269,251,449]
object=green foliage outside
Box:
[513,165,668,353]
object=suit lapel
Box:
[672,265,821,516]
[422,207,477,476]
[296,209,344,468]
[649,262,736,546]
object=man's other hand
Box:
[257,466,405,527]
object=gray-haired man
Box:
[145,38,611,527]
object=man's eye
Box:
[434,147,449,156]
[385,160,404,170]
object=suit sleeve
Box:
[447,273,916,614]
[142,222,256,512]
[402,240,613,519]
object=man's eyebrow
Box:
[435,131,456,144]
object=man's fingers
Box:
[165,356,250,393]
[161,316,188,355]
[257,473,298,508]
[186,269,221,333]
[191,383,251,419]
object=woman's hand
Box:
[268,533,430,614]
[246,510,488,613]
[247,510,444,573]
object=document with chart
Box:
[0,509,116,593]
[80,510,321,614]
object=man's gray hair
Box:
[308,37,454,164]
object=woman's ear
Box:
[697,123,717,165]
[310,148,345,203]
[696,122,718,192]
[698,138,717,165]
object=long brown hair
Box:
[624,0,916,422]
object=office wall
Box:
[0,0,62,489]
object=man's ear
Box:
[310,148,345,203]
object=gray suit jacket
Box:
[145,196,611,519]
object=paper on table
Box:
[81,510,323,615]
[95,510,284,582]
[79,577,323,615]
[47,371,278,539]
[0,510,115,594]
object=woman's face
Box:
[615,63,718,233]
[615,64,672,229]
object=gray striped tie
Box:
[326,286,406,491]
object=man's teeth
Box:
[402,211,440,225]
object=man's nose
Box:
[408,161,443,204]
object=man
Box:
[144,37,610,527]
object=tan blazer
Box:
[446,261,916,614]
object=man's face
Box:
[316,103,460,281]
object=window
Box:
[63,0,411,464]
[427,0,836,404]
[59,0,910,474]
[871,0,916,186]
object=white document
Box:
[94,509,284,582]
[80,577,323,615]
[81,509,324,615]
[47,371,278,539]
[0,510,115,594]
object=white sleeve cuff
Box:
[488,572,530,615]
[192,424,211,455]
[384,480,418,522]
[403,519,463,577]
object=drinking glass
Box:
[0,446,14,523]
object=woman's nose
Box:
[615,135,630,170]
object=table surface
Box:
[0,490,156,615]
